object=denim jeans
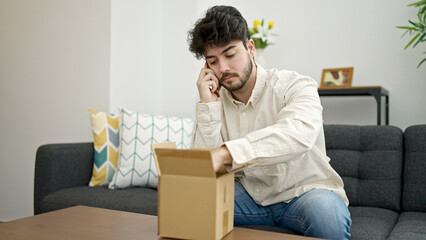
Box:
[234,181,351,240]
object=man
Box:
[188,5,351,239]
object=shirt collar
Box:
[223,64,267,108]
[249,64,267,108]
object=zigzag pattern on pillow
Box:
[89,109,119,187]
[109,107,194,189]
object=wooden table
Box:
[318,86,389,125]
[0,206,319,240]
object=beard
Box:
[219,53,253,92]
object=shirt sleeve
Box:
[225,77,323,171]
[191,101,224,148]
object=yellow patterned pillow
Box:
[88,109,119,186]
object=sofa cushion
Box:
[387,212,426,240]
[40,186,158,215]
[88,109,119,187]
[324,125,403,211]
[402,125,426,212]
[348,206,399,240]
[109,107,194,189]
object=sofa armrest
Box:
[34,142,94,214]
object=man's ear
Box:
[246,39,255,58]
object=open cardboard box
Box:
[151,142,234,240]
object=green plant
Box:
[397,0,426,68]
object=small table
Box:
[0,206,320,240]
[318,86,389,125]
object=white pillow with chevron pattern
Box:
[108,107,194,189]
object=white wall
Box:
[229,0,426,129]
[110,0,163,115]
[160,0,199,118]
[115,0,425,128]
[1,0,425,221]
[0,0,110,221]
[110,0,199,118]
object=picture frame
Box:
[320,67,354,88]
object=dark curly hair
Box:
[188,5,251,59]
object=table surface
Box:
[318,86,389,95]
[318,85,385,90]
[0,206,320,240]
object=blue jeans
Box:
[234,181,351,240]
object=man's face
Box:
[204,40,255,92]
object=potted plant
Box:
[397,0,426,68]
[248,19,277,67]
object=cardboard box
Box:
[151,143,234,240]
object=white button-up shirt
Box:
[192,65,349,206]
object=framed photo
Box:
[320,67,354,88]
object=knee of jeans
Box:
[306,216,351,240]
[302,190,352,239]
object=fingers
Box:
[197,68,219,90]
[197,68,220,103]
[205,70,220,90]
[208,79,219,93]
[198,67,215,83]
[200,74,218,92]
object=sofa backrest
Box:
[324,125,403,211]
[34,143,94,214]
[402,125,426,212]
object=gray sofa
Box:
[34,124,426,239]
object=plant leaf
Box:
[413,33,426,47]
[405,33,421,49]
[417,57,426,68]
[408,0,426,7]
[397,26,417,31]
[402,30,409,38]
[409,20,424,29]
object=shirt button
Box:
[241,155,247,161]
[203,110,209,115]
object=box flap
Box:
[151,142,177,176]
[154,148,216,178]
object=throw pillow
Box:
[88,109,119,187]
[108,107,194,189]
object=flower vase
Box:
[255,48,267,68]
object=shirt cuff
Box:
[195,101,222,122]
[225,138,256,171]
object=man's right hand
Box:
[196,64,220,103]
[211,145,233,173]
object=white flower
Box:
[249,19,278,49]
[252,25,276,44]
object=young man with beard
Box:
[188,5,352,239]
